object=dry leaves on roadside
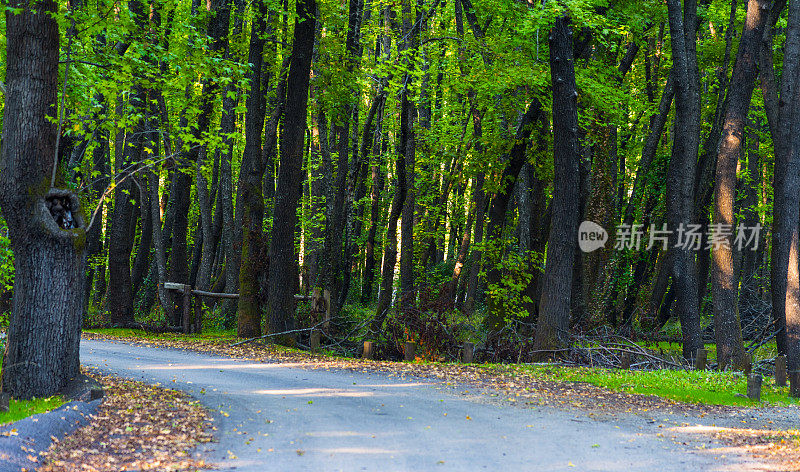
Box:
[39,371,214,472]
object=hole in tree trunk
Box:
[45,192,78,230]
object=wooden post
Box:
[747,373,762,401]
[182,284,192,334]
[693,348,707,370]
[310,330,320,351]
[404,342,416,361]
[776,355,788,387]
[620,352,632,370]
[362,341,374,360]
[194,294,203,334]
[462,342,474,363]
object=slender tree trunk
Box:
[666,0,703,359]
[532,13,580,355]
[105,113,141,326]
[237,0,269,338]
[772,0,800,394]
[361,112,386,305]
[370,141,408,334]
[131,175,152,298]
[712,0,769,370]
[266,0,316,338]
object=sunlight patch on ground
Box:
[304,431,385,438]
[252,388,378,398]
[313,447,401,455]
[137,362,308,370]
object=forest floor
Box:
[78,331,800,471]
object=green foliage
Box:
[484,249,542,324]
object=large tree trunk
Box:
[666,0,703,359]
[266,0,316,337]
[712,0,769,370]
[105,120,140,326]
[772,0,800,395]
[0,0,87,399]
[532,13,580,355]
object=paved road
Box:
[81,339,766,472]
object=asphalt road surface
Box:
[81,339,768,472]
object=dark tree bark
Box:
[237,0,270,338]
[712,0,770,370]
[266,0,316,337]
[131,175,152,298]
[105,110,141,326]
[0,0,87,398]
[771,0,800,394]
[532,13,580,355]
[665,0,703,359]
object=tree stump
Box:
[362,341,374,360]
[694,348,707,370]
[310,330,320,351]
[775,355,787,387]
[747,373,762,401]
[404,342,416,362]
[462,342,474,364]
[620,352,632,370]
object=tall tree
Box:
[711,0,770,370]
[665,0,703,359]
[772,0,800,395]
[532,12,580,355]
[237,0,270,338]
[266,0,316,337]
[0,0,87,398]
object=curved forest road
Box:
[81,339,769,472]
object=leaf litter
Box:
[39,370,213,471]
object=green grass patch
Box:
[635,340,779,363]
[507,363,799,407]
[0,396,63,425]
[85,328,238,343]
